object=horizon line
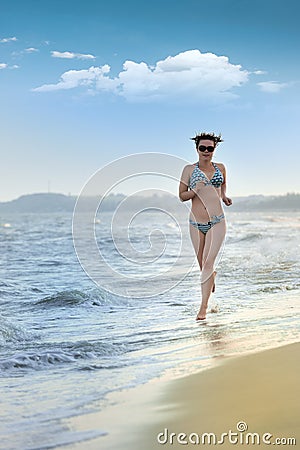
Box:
[1,190,300,203]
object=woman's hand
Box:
[179,189,196,202]
[222,195,232,206]
[192,181,206,194]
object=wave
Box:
[0,280,44,298]
[263,215,300,223]
[228,233,263,243]
[35,290,85,307]
[35,288,131,308]
[0,280,15,288]
[0,315,37,345]
[256,283,299,293]
[37,260,66,267]
[0,340,127,372]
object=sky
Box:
[1,0,300,201]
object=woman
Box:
[179,132,232,320]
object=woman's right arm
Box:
[179,165,196,202]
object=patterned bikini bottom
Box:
[189,213,225,235]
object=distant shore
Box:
[0,192,299,213]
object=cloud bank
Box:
[0,63,19,69]
[0,36,17,43]
[257,81,288,93]
[32,49,249,102]
[51,51,96,60]
[25,47,39,53]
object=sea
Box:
[0,208,299,450]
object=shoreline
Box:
[62,341,300,449]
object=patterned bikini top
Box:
[189,162,224,189]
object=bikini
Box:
[188,162,225,234]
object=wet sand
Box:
[65,342,300,449]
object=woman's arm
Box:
[179,165,195,202]
[220,164,233,206]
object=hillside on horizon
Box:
[0,192,299,213]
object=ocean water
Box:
[0,209,300,450]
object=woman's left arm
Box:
[220,164,232,206]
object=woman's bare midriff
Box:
[190,183,224,222]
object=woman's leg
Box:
[197,220,226,320]
[189,223,205,270]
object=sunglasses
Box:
[198,145,215,153]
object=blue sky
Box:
[1,0,299,201]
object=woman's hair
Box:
[190,132,223,148]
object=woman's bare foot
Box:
[196,307,207,321]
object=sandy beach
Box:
[64,342,299,449]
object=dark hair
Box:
[190,132,223,148]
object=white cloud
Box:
[0,36,17,43]
[32,49,249,102]
[25,47,39,53]
[253,70,267,75]
[0,63,19,69]
[32,65,117,92]
[12,47,40,57]
[51,51,96,60]
[257,81,288,93]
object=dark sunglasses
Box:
[198,145,215,153]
